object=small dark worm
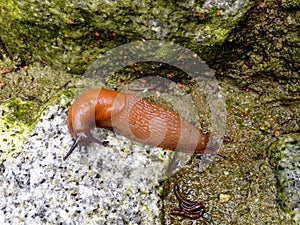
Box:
[179,201,205,214]
[170,209,204,220]
[173,183,199,207]
[171,184,205,219]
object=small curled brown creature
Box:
[170,184,205,219]
[64,88,216,160]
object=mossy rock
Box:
[0,90,74,161]
[268,134,300,224]
[0,0,250,73]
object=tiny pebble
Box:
[219,193,231,203]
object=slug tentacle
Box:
[65,88,216,159]
[63,132,102,160]
[64,137,80,160]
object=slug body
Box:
[65,88,212,159]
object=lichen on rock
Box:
[268,134,300,224]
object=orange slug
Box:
[64,88,215,160]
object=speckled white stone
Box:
[0,96,184,224]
